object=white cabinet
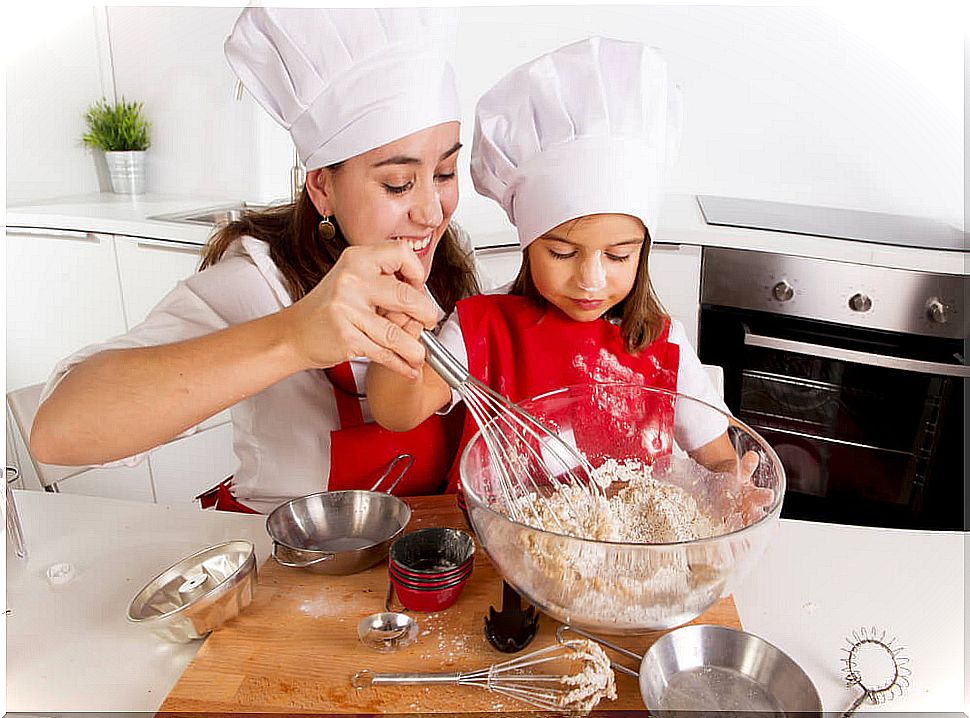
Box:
[5,228,127,390]
[5,228,232,505]
[113,235,203,327]
[149,423,237,503]
[47,462,157,502]
[648,243,702,347]
[113,234,232,433]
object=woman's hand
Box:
[281,242,439,378]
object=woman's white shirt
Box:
[40,237,381,514]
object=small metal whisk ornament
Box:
[840,626,910,717]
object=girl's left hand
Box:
[732,451,776,524]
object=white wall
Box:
[5,6,109,203]
[6,5,966,237]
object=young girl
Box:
[367,37,770,514]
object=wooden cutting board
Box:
[160,495,741,715]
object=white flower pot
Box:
[105,150,146,194]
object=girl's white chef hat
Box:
[471,36,681,248]
[225,7,460,170]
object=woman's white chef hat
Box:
[471,36,681,248]
[225,7,460,170]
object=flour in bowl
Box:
[512,457,719,542]
[492,457,737,627]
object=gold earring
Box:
[318,215,336,240]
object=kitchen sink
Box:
[148,202,269,226]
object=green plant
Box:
[81,97,151,152]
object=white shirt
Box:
[39,236,459,514]
[435,288,730,452]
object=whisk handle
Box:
[840,689,870,718]
[419,331,469,389]
[353,669,461,688]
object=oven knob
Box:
[926,297,948,324]
[772,281,794,302]
[848,293,872,312]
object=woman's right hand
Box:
[280,242,439,378]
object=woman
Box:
[29,7,480,513]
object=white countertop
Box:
[7,192,967,275]
[4,489,966,714]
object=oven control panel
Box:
[701,247,967,340]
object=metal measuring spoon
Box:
[357,581,418,652]
[357,612,418,652]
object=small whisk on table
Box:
[352,639,616,712]
[421,331,604,531]
[840,626,910,717]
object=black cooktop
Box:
[697,195,967,252]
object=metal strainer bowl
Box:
[460,383,785,634]
[127,540,257,643]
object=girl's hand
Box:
[731,451,776,525]
[280,242,438,378]
[653,451,775,529]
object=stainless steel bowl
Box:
[266,490,411,575]
[127,540,256,643]
[639,625,822,715]
[460,383,785,634]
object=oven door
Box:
[699,306,967,530]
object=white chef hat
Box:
[225,7,460,170]
[471,36,681,248]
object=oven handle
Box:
[743,331,970,378]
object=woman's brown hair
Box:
[509,228,668,354]
[200,186,480,315]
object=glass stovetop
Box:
[697,195,966,252]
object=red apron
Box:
[198,362,462,512]
[444,294,681,491]
[325,362,463,495]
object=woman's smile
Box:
[394,233,434,256]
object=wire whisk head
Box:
[840,626,910,705]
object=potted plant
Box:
[81,97,151,194]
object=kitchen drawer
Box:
[114,235,203,327]
[5,228,128,390]
[149,423,237,504]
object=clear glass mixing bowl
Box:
[459,383,785,634]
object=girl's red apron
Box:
[198,362,463,512]
[444,294,681,492]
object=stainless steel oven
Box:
[698,247,967,530]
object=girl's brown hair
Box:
[200,187,480,315]
[509,228,668,354]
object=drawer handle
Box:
[135,238,202,254]
[7,227,97,242]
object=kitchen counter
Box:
[7,192,967,275]
[4,490,966,714]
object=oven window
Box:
[699,306,965,530]
[737,345,952,513]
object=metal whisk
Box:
[839,626,910,717]
[421,331,604,531]
[352,639,615,712]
